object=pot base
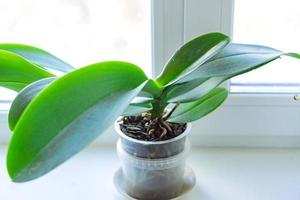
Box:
[113,166,196,200]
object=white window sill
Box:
[0,145,300,200]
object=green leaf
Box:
[142,79,162,98]
[0,44,74,73]
[7,61,147,182]
[122,103,152,116]
[8,77,56,131]
[166,43,300,103]
[155,32,230,86]
[0,82,27,92]
[131,96,154,104]
[166,76,227,103]
[163,77,208,101]
[178,43,290,82]
[284,52,300,59]
[168,88,228,123]
[0,50,54,91]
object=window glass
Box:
[232,0,300,93]
[0,0,152,102]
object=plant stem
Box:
[163,103,179,120]
[150,99,167,118]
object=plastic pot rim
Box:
[115,119,192,145]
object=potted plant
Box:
[0,32,299,199]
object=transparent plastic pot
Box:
[114,122,192,199]
[116,139,190,199]
[115,122,191,159]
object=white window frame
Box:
[1,0,300,147]
[152,0,300,147]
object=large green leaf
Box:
[0,50,54,91]
[155,32,230,86]
[0,44,74,73]
[168,88,228,123]
[178,43,299,82]
[8,77,56,131]
[7,61,147,182]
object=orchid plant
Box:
[0,32,299,182]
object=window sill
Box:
[0,145,299,200]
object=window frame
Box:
[1,0,300,147]
[152,0,300,147]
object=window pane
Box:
[0,0,152,102]
[231,0,300,93]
